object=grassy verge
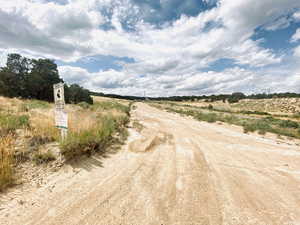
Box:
[60,101,131,161]
[162,106,300,139]
[0,97,132,192]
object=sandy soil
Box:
[1,102,300,225]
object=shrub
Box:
[208,104,213,110]
[33,151,56,165]
[60,115,123,160]
[242,120,271,134]
[195,112,217,123]
[278,120,299,129]
[227,98,239,104]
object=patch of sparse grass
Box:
[60,114,129,160]
[292,113,300,119]
[92,101,130,115]
[33,151,56,165]
[29,112,60,144]
[132,120,144,132]
[0,135,14,191]
[278,120,299,129]
[77,102,90,109]
[239,110,270,116]
[0,113,29,136]
[19,100,50,112]
[160,103,300,139]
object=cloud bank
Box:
[0,0,300,96]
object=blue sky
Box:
[0,0,300,96]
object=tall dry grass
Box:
[0,135,14,191]
[30,110,60,143]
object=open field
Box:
[1,102,300,225]
[0,96,130,192]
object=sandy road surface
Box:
[1,103,300,225]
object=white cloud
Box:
[293,10,300,21]
[59,64,300,96]
[0,52,7,67]
[294,45,300,58]
[291,29,300,43]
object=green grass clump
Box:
[242,120,270,134]
[0,113,29,136]
[278,120,299,129]
[92,101,130,115]
[60,115,128,160]
[19,100,50,112]
[195,112,218,123]
[33,151,56,165]
[239,110,270,116]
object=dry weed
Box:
[0,135,14,191]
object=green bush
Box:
[278,120,299,129]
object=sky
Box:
[0,0,300,97]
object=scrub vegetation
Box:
[0,96,132,192]
[151,101,300,139]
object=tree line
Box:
[92,91,300,103]
[0,54,93,104]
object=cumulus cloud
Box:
[291,29,300,43]
[59,64,300,96]
[1,0,300,96]
[293,10,300,21]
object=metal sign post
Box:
[53,83,68,140]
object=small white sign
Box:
[55,110,68,129]
[53,83,65,110]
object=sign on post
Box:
[55,110,68,129]
[53,83,65,110]
[53,83,68,139]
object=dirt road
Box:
[1,103,300,225]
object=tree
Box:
[0,53,93,105]
[27,58,62,101]
[67,84,93,104]
[227,92,246,103]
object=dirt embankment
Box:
[1,103,300,225]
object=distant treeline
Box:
[0,54,93,104]
[91,91,300,103]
